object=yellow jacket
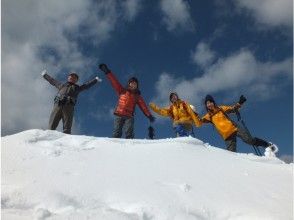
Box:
[150,100,201,127]
[201,105,240,140]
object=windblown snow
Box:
[1,129,293,220]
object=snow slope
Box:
[1,129,293,220]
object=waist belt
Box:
[54,96,76,106]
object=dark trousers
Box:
[225,125,269,152]
[113,115,134,139]
[48,104,74,134]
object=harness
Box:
[54,83,77,106]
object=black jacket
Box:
[43,73,98,104]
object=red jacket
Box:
[107,72,151,118]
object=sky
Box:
[1,0,293,160]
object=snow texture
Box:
[1,129,293,220]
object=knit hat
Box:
[169,92,178,102]
[204,94,215,105]
[128,77,139,87]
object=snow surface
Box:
[1,129,293,220]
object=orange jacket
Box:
[107,72,151,118]
[150,100,201,127]
[201,105,240,140]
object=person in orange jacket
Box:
[150,92,201,137]
[99,64,155,139]
[199,94,275,152]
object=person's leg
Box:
[125,117,135,139]
[113,116,125,138]
[183,124,193,136]
[237,126,269,148]
[225,133,237,152]
[174,124,188,137]
[62,105,74,134]
[48,105,62,130]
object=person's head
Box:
[204,94,216,111]
[128,77,139,90]
[68,73,79,84]
[169,92,179,103]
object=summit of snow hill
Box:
[1,129,293,220]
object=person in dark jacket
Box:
[198,94,277,153]
[42,70,101,134]
[99,64,155,139]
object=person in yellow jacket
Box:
[149,92,201,137]
[199,94,275,152]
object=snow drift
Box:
[1,129,293,220]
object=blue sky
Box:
[2,0,293,160]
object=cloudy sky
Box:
[2,0,293,158]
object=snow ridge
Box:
[2,129,293,220]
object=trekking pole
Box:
[235,110,262,156]
[191,126,196,138]
[148,122,155,139]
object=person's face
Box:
[206,100,215,111]
[129,81,138,90]
[68,75,78,83]
[171,94,178,103]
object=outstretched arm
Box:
[222,95,246,113]
[41,70,62,89]
[79,78,99,92]
[99,64,124,95]
[106,72,124,95]
[149,103,171,117]
[184,102,202,127]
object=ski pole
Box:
[235,109,262,156]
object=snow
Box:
[1,129,293,220]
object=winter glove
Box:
[149,103,156,110]
[41,69,47,76]
[238,95,247,105]
[95,76,102,82]
[148,115,155,123]
[99,64,111,74]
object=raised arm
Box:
[41,70,62,89]
[221,95,246,113]
[79,78,99,92]
[99,64,124,95]
[106,72,124,95]
[149,103,171,117]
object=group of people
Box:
[42,63,276,154]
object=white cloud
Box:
[122,0,143,21]
[235,0,292,28]
[153,49,292,108]
[191,42,216,67]
[160,0,195,32]
[1,0,134,135]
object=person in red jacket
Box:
[99,64,155,139]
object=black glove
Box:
[99,64,111,74]
[148,115,155,123]
[239,95,247,105]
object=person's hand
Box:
[41,69,47,76]
[149,103,156,108]
[239,95,247,105]
[95,76,102,82]
[148,115,155,123]
[99,64,111,74]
